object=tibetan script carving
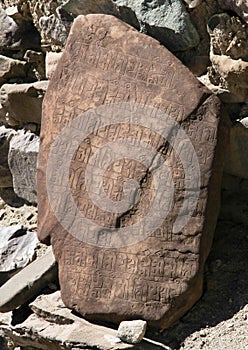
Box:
[37,14,229,329]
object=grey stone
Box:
[224,122,248,179]
[113,0,200,52]
[117,320,147,344]
[0,225,38,273]
[0,290,167,349]
[0,55,26,85]
[0,4,19,51]
[218,0,248,24]
[39,13,70,48]
[0,246,57,312]
[8,130,39,204]
[0,81,48,126]
[0,126,16,188]
[45,51,62,79]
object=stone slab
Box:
[0,225,38,273]
[0,246,57,312]
[0,291,169,350]
[37,14,229,329]
[0,81,48,126]
[8,130,39,204]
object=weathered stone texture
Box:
[37,15,229,329]
[0,81,48,126]
[0,246,57,313]
[0,126,16,188]
[8,130,39,204]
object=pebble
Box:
[117,320,147,344]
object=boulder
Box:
[0,225,38,286]
[0,4,19,51]
[0,126,16,188]
[0,55,26,85]
[37,14,229,329]
[117,320,147,344]
[0,246,57,313]
[114,0,200,52]
[0,81,48,126]
[8,130,39,204]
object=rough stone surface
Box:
[0,4,19,51]
[37,14,229,329]
[8,130,39,204]
[0,81,48,126]
[207,13,248,104]
[117,320,147,344]
[113,0,200,52]
[0,225,38,273]
[0,126,16,188]
[45,51,62,79]
[0,291,163,350]
[218,0,248,24]
[209,54,248,103]
[0,246,57,312]
[224,122,248,180]
[208,14,248,60]
[0,55,26,85]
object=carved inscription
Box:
[37,14,228,328]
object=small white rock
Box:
[117,320,147,344]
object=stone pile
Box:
[0,0,247,349]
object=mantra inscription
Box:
[37,14,229,328]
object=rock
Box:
[218,0,248,24]
[37,14,229,329]
[0,4,19,51]
[0,225,38,286]
[39,12,71,49]
[0,291,160,350]
[208,54,248,103]
[224,122,248,179]
[117,320,147,344]
[113,0,200,52]
[208,14,248,60]
[24,50,45,81]
[207,13,248,104]
[0,126,16,188]
[8,130,39,204]
[0,81,48,126]
[45,51,62,79]
[0,55,26,85]
[60,0,118,16]
[0,246,57,312]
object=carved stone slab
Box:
[37,14,229,329]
